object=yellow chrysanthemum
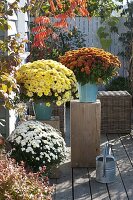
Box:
[27,91,33,97]
[37,92,43,97]
[2,84,7,93]
[56,101,62,106]
[16,59,78,105]
[46,102,51,107]
[54,93,58,97]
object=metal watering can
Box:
[96,143,116,183]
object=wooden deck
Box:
[51,132,133,200]
[50,108,133,200]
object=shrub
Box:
[105,76,131,94]
[7,120,66,172]
[29,26,86,61]
[0,153,53,200]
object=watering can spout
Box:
[96,142,116,183]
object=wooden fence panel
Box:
[66,17,128,76]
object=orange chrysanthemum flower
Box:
[59,47,121,85]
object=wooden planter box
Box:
[52,104,66,138]
[70,100,101,167]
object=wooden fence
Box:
[66,17,128,77]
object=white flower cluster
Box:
[7,120,66,169]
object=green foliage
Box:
[97,17,119,50]
[119,2,133,60]
[97,26,112,50]
[105,76,131,94]
[87,0,118,19]
[87,0,121,50]
[0,18,10,31]
[29,27,86,61]
[59,27,86,55]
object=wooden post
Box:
[70,100,101,167]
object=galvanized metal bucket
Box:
[96,143,116,183]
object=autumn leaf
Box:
[55,13,67,19]
[32,26,46,33]
[8,87,13,93]
[56,0,63,9]
[34,16,50,24]
[15,33,21,37]
[53,20,68,28]
[78,7,89,16]
[49,0,56,12]
[2,84,7,93]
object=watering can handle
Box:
[103,143,110,177]
[109,145,112,155]
[103,147,107,177]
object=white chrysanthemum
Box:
[31,140,40,148]
[21,140,26,146]
[26,146,33,153]
[7,120,66,171]
[15,136,22,144]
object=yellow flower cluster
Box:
[16,60,78,106]
[0,73,19,109]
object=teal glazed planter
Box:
[34,102,52,120]
[78,83,98,102]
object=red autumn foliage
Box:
[56,0,63,9]
[49,0,56,12]
[31,0,90,48]
[32,25,46,33]
[34,16,50,24]
[53,19,68,28]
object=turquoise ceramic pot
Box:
[34,102,52,120]
[78,83,98,102]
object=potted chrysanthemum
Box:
[59,47,121,102]
[16,59,78,120]
[7,120,66,173]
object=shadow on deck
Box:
[51,107,133,200]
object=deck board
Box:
[119,133,133,199]
[54,147,73,200]
[89,168,110,200]
[107,134,129,200]
[107,133,133,200]
[73,168,91,200]
[51,126,133,199]
[100,133,128,200]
